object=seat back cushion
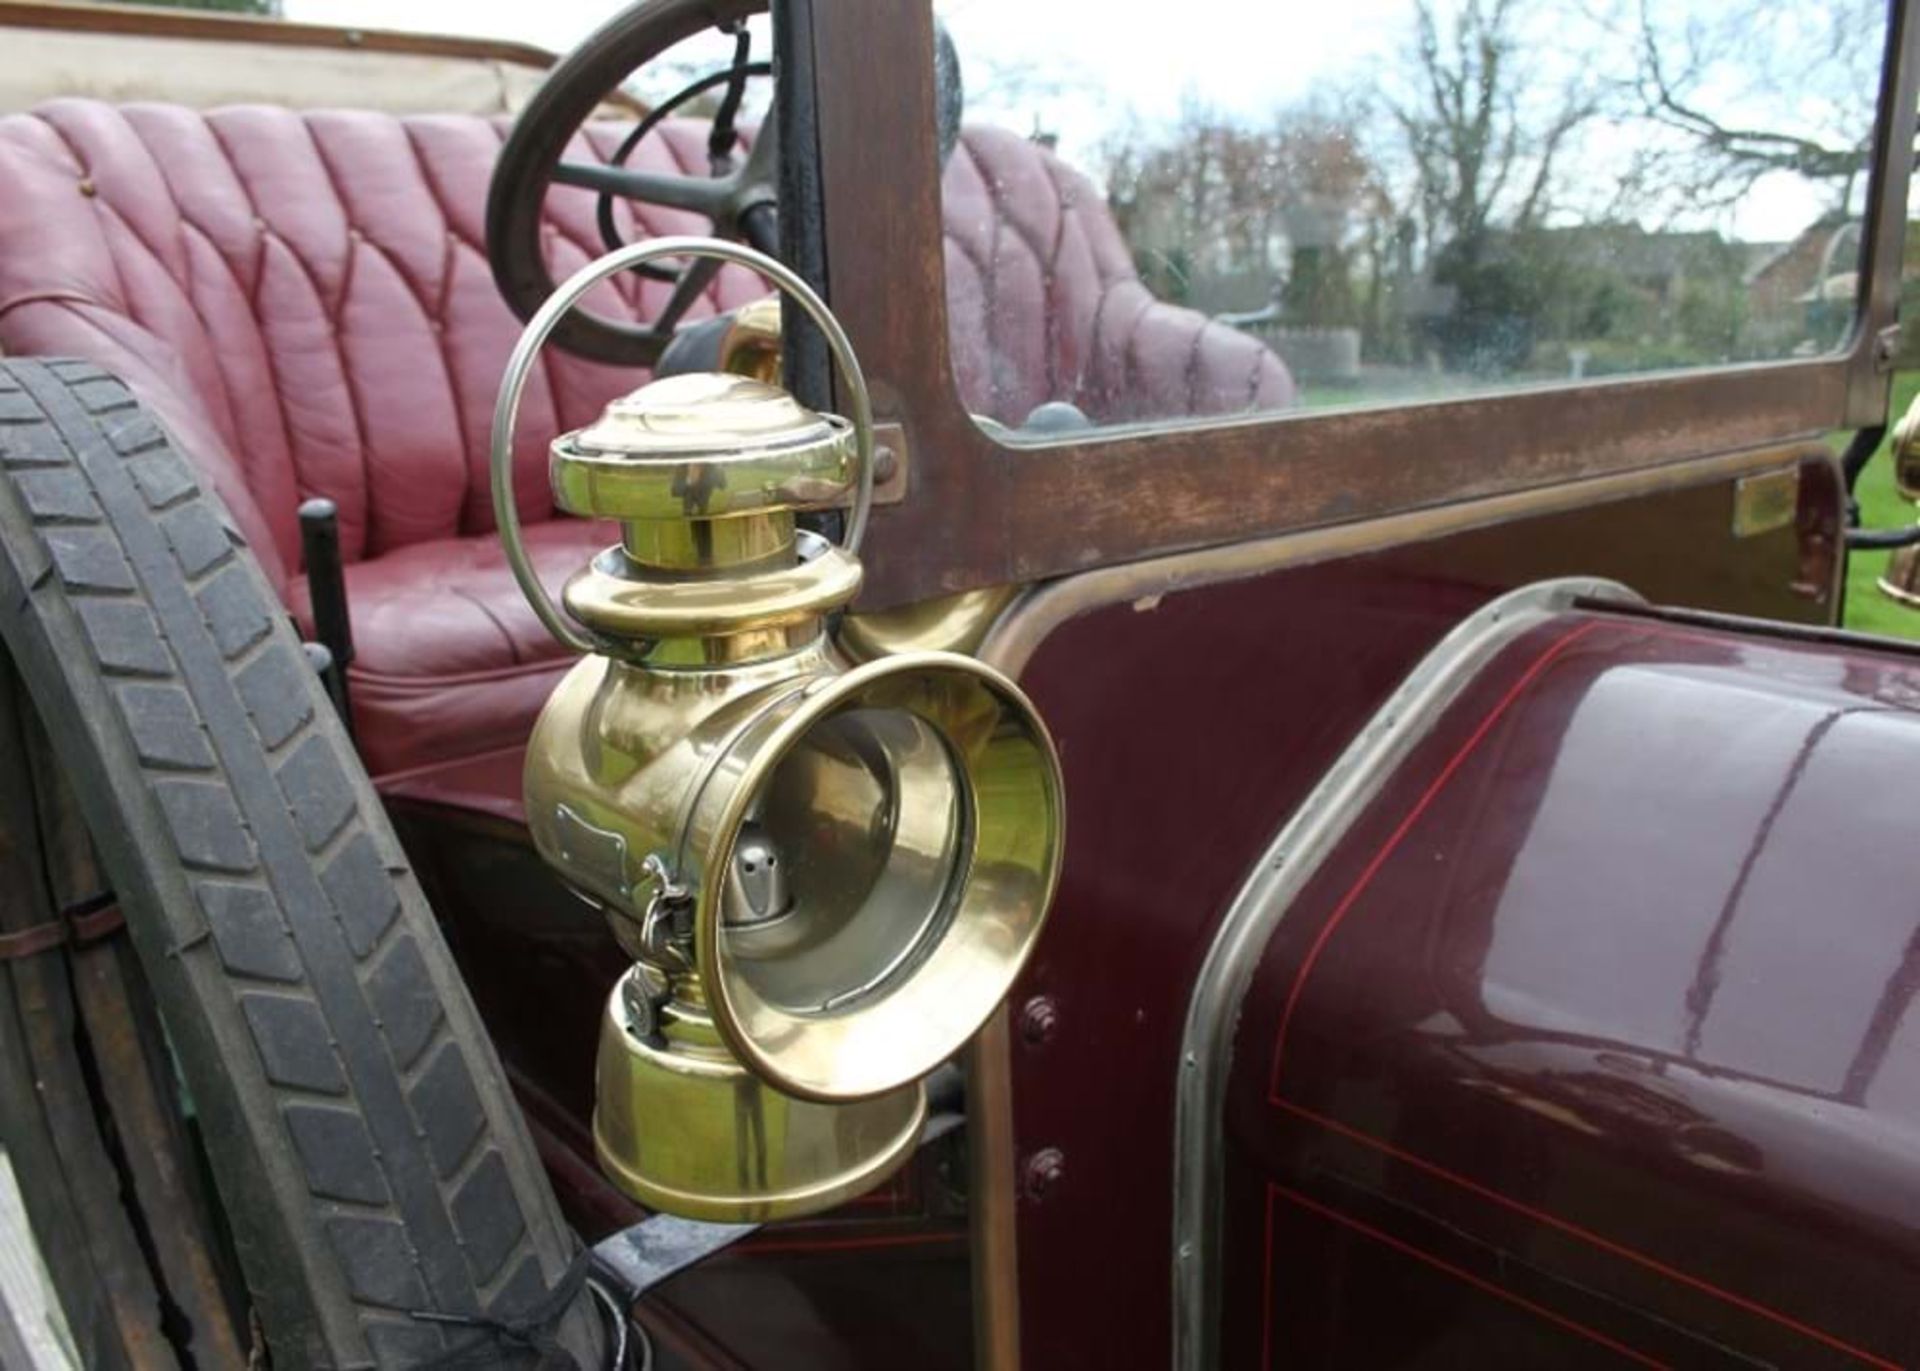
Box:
[942,124,1295,427]
[0,99,767,591]
[0,102,1291,599]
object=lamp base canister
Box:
[592,976,927,1223]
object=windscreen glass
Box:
[934,0,1892,439]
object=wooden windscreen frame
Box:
[808,0,1920,609]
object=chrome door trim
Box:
[1168,576,1642,1370]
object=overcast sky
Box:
[282,0,1879,242]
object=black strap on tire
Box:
[410,1249,595,1369]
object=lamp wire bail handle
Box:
[488,235,878,655]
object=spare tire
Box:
[0,359,604,1369]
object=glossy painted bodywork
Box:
[995,455,1851,1369]
[1226,609,1920,1368]
[388,448,1865,1367]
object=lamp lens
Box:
[721,707,968,1015]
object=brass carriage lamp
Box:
[1878,391,1920,609]
[490,238,1064,1222]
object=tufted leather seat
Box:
[0,99,1291,778]
[943,125,1295,424]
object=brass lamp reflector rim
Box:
[692,652,1066,1103]
[563,531,864,640]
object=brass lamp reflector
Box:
[490,238,1065,1223]
[694,656,1061,1103]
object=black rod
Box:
[298,498,354,733]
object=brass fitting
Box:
[490,238,1064,1222]
[1892,388,1920,503]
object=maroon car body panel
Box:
[1224,611,1920,1368]
[988,455,1851,1370]
[393,453,1883,1368]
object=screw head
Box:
[1022,1147,1065,1202]
[1018,996,1059,1045]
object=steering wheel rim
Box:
[486,0,769,367]
[593,56,774,279]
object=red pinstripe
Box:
[1257,615,1899,1370]
[1265,1184,1670,1368]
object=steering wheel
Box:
[489,0,966,369]
[487,0,772,367]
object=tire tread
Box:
[0,360,591,1368]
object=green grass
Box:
[1840,370,1920,640]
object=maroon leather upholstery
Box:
[0,99,1291,777]
[944,125,1295,424]
[0,101,761,774]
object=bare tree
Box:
[1101,98,1381,319]
[1380,0,1597,370]
[1102,102,1232,300]
[1388,0,1595,258]
[1631,0,1889,214]
[1269,110,1378,327]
